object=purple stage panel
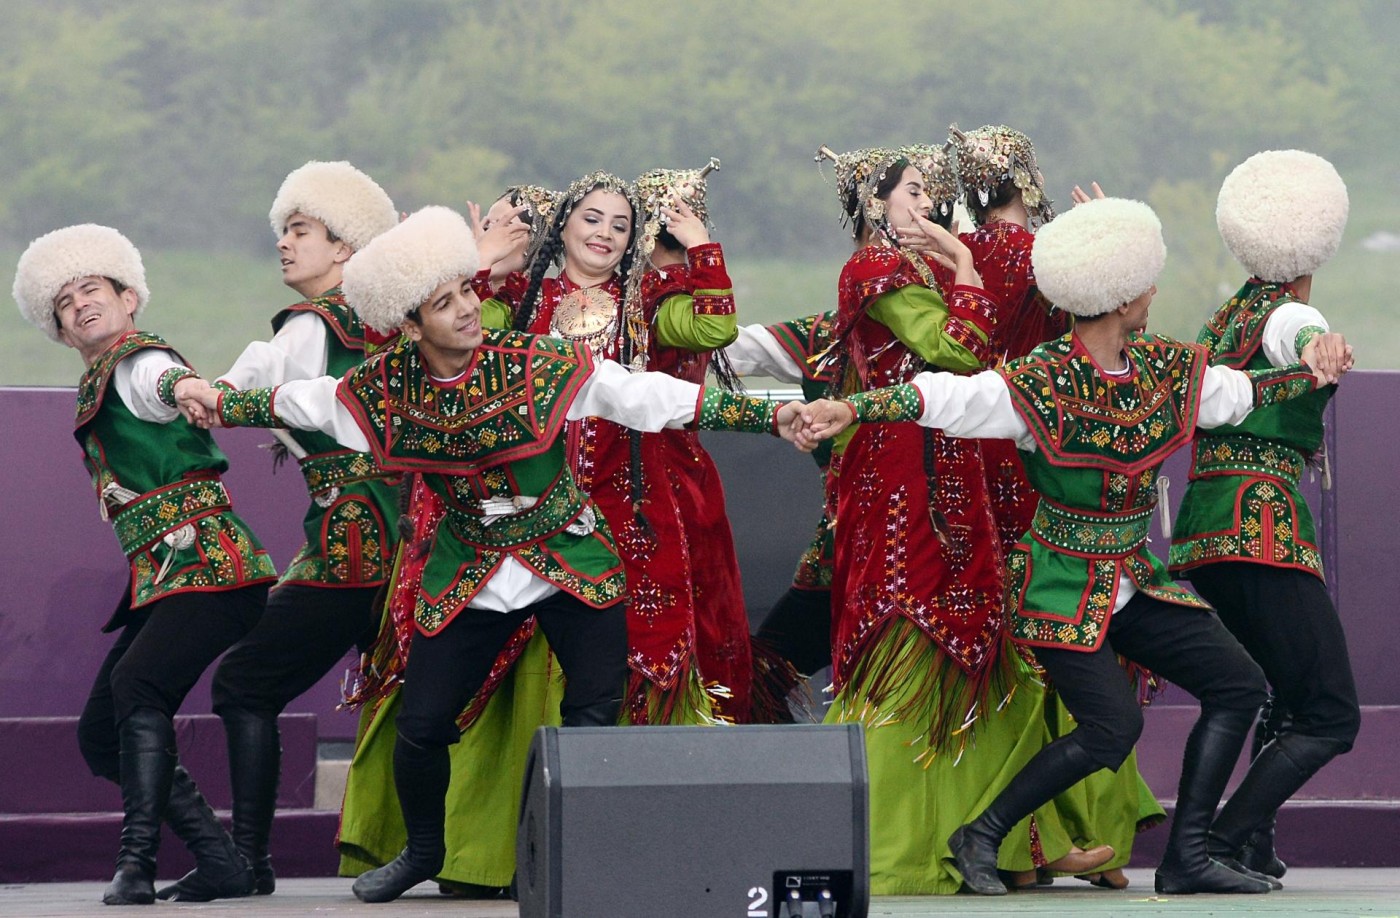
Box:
[0,387,361,741]
[0,714,318,813]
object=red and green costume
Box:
[266,291,402,587]
[77,331,276,619]
[1169,280,1331,577]
[484,245,752,723]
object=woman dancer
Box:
[483,170,751,723]
[814,144,1108,894]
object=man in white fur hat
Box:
[11,225,279,905]
[155,161,403,901]
[1170,150,1360,882]
[181,204,805,902]
[795,198,1349,896]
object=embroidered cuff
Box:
[844,383,924,423]
[1294,324,1327,356]
[157,367,200,408]
[696,388,777,434]
[1249,364,1319,409]
[947,284,998,340]
[470,269,496,303]
[685,244,734,315]
[218,386,286,429]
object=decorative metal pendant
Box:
[550,286,619,355]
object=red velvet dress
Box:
[962,221,1070,556]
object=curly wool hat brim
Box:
[342,206,480,334]
[269,161,398,252]
[1031,198,1165,317]
[1217,150,1348,282]
[13,224,149,342]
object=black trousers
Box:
[395,592,629,748]
[211,583,381,718]
[1188,562,1360,747]
[77,585,268,779]
[1033,592,1268,771]
[754,586,832,677]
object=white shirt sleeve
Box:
[907,369,1037,449]
[1261,301,1328,368]
[112,348,185,423]
[260,376,373,452]
[1196,364,1264,429]
[217,312,329,390]
[723,324,806,383]
[566,359,701,431]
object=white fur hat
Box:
[342,206,480,334]
[268,161,398,252]
[13,224,150,342]
[1216,150,1348,282]
[1032,198,1165,317]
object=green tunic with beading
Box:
[268,291,401,587]
[998,334,1211,651]
[335,331,625,632]
[75,331,276,622]
[1169,280,1332,579]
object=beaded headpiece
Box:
[633,157,720,262]
[815,145,906,240]
[901,143,960,218]
[948,123,1055,229]
[526,170,634,271]
[502,184,561,248]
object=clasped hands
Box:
[173,376,223,429]
[772,399,860,452]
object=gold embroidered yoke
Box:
[999,335,1212,651]
[336,330,626,632]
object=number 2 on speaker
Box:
[747,885,770,916]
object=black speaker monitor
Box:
[516,723,869,918]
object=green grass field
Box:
[2,238,1395,388]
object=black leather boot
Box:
[153,766,254,901]
[1208,732,1348,884]
[102,708,177,906]
[1215,700,1296,880]
[949,738,1101,896]
[1155,707,1272,895]
[221,709,281,894]
[351,736,450,903]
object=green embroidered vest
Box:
[1169,280,1331,578]
[999,334,1210,651]
[75,332,276,619]
[338,330,625,631]
[270,291,401,587]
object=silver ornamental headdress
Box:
[633,157,720,263]
[901,142,960,218]
[948,123,1055,229]
[525,170,633,272]
[815,145,906,240]
[503,184,561,248]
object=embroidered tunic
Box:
[1169,280,1332,578]
[827,245,1002,691]
[483,247,752,720]
[962,221,1072,555]
[76,331,277,625]
[219,289,401,587]
[840,332,1321,653]
[213,330,776,637]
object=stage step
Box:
[0,714,341,882]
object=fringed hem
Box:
[832,616,1019,760]
[625,662,728,725]
[749,636,807,724]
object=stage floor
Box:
[2,870,1398,917]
